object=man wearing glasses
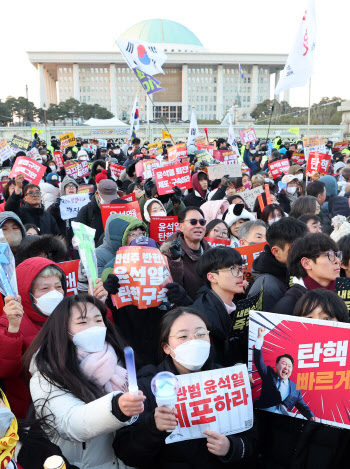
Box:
[5,174,59,235]
[162,206,210,301]
[272,233,342,316]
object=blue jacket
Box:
[243,148,259,174]
[253,346,314,420]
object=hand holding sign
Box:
[4,295,23,333]
[204,430,230,457]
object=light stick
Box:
[124,346,138,395]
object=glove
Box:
[220,175,230,187]
[171,185,183,204]
[169,238,182,260]
[144,178,155,198]
[135,176,143,184]
[103,274,120,295]
[166,282,193,306]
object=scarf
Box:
[303,275,336,292]
[77,343,128,393]
[192,172,207,199]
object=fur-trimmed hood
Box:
[15,234,68,266]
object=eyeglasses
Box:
[183,218,207,226]
[26,191,41,196]
[66,184,76,189]
[316,250,343,262]
[169,329,210,343]
[129,231,146,239]
[213,228,229,238]
[212,265,243,277]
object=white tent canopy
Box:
[84,117,128,126]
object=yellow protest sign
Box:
[288,127,299,135]
[162,130,173,140]
[31,127,44,136]
[59,132,77,148]
[148,142,163,151]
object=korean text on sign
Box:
[154,162,192,195]
[204,237,230,248]
[9,157,46,184]
[150,216,179,244]
[112,246,172,309]
[58,260,80,296]
[167,143,188,162]
[59,132,77,148]
[59,194,90,220]
[101,201,142,228]
[306,152,331,175]
[165,365,253,444]
[268,159,290,179]
[238,128,257,144]
[110,163,125,180]
[0,138,14,163]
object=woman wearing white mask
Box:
[25,294,145,469]
[113,307,257,468]
[260,204,286,226]
[276,174,299,214]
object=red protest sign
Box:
[154,162,192,195]
[9,156,46,184]
[143,159,161,179]
[197,144,214,156]
[101,201,142,228]
[64,161,79,179]
[150,216,179,244]
[249,311,350,430]
[291,152,305,165]
[78,160,89,177]
[306,152,331,176]
[58,260,80,296]
[78,184,94,194]
[204,237,230,248]
[333,141,349,152]
[238,127,257,144]
[213,150,238,164]
[168,143,187,162]
[110,163,124,179]
[112,246,172,309]
[235,242,267,283]
[53,151,64,169]
[120,192,136,202]
[268,158,290,179]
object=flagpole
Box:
[307,78,311,145]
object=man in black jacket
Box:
[247,217,308,311]
[5,174,59,235]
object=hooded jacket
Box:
[15,234,68,266]
[248,244,289,311]
[200,200,230,224]
[143,198,166,223]
[183,173,209,208]
[113,356,257,469]
[5,192,60,236]
[95,215,148,276]
[0,257,66,418]
[0,211,26,240]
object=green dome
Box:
[119,19,203,49]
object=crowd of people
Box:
[1,131,350,469]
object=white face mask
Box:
[33,290,64,316]
[296,173,303,182]
[268,217,282,225]
[71,326,107,352]
[297,145,303,150]
[153,211,166,217]
[250,149,256,154]
[286,186,297,195]
[79,156,88,161]
[36,158,43,164]
[264,178,270,183]
[115,149,121,154]
[49,165,57,171]
[169,340,210,371]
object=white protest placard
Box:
[207,164,242,181]
[165,365,253,444]
[99,139,108,148]
[59,193,90,220]
[239,186,264,211]
[26,147,39,159]
[0,138,15,162]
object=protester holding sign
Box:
[113,307,257,468]
[183,172,209,207]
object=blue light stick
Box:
[124,346,138,395]
[0,244,16,297]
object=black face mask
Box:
[51,140,58,149]
[76,143,82,148]
[261,146,268,152]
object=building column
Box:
[38,64,47,108]
[267,68,271,100]
[110,64,118,116]
[51,78,58,104]
[250,65,259,110]
[275,70,281,102]
[216,65,224,121]
[73,63,80,102]
[147,96,154,122]
[182,64,189,121]
[283,89,290,104]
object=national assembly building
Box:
[27,19,288,123]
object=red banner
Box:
[249,311,350,430]
[77,184,94,194]
[306,152,332,175]
[9,156,46,184]
[235,242,267,283]
[239,127,257,144]
[111,246,172,309]
[101,201,142,227]
[204,237,231,247]
[120,192,136,202]
[197,144,214,156]
[268,159,290,179]
[154,162,192,195]
[332,141,349,152]
[150,216,179,243]
[78,160,89,177]
[212,150,238,164]
[58,260,80,296]
[291,152,306,165]
[168,143,187,162]
[53,151,64,169]
[110,163,124,179]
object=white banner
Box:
[208,163,242,180]
[187,108,200,146]
[59,193,90,220]
[165,365,253,444]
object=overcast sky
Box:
[1,0,348,108]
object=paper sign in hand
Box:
[71,222,98,292]
[0,243,18,297]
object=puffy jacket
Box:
[113,356,258,469]
[29,357,133,469]
[96,215,148,276]
[39,181,60,210]
[5,192,60,235]
[0,257,66,418]
[161,232,210,301]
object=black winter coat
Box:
[113,357,258,469]
[75,194,104,243]
[5,193,59,235]
[183,190,206,208]
[48,197,74,247]
[272,283,307,316]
